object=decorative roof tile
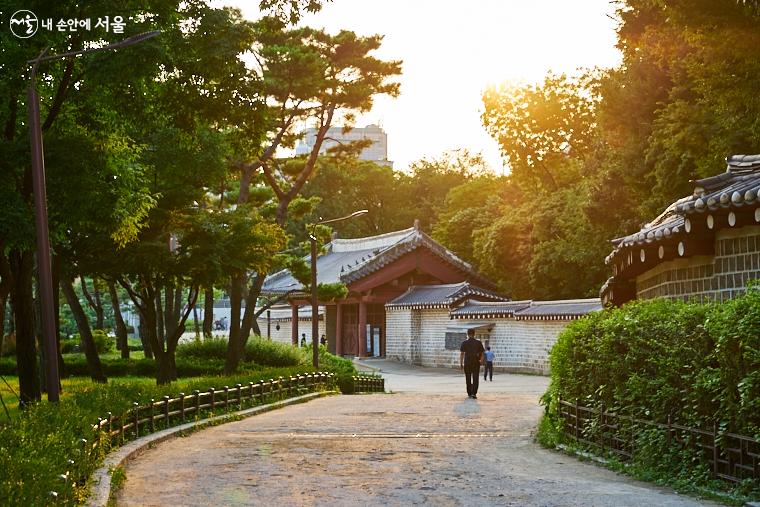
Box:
[386,283,509,309]
[263,225,496,294]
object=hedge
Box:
[540,285,760,498]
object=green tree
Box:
[224,18,402,372]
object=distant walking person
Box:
[483,346,494,381]
[301,333,307,347]
[459,329,484,399]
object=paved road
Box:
[115,360,716,506]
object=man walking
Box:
[459,329,484,399]
[483,346,494,381]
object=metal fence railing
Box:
[557,396,760,484]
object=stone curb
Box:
[86,390,338,507]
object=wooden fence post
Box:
[149,399,155,432]
[194,390,200,418]
[713,421,719,476]
[236,384,243,410]
[224,386,229,410]
[179,393,185,423]
[575,399,580,440]
[210,388,215,411]
[163,395,170,429]
[133,402,139,438]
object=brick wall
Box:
[636,225,760,302]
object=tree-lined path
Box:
[115,361,715,506]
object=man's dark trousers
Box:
[464,362,480,396]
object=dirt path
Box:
[115,361,716,506]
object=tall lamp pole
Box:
[27,31,160,402]
[309,209,368,368]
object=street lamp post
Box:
[308,209,368,368]
[27,31,159,402]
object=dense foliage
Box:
[540,287,760,496]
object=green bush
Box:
[92,331,115,355]
[176,336,305,367]
[540,285,760,497]
[59,337,79,354]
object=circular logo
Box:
[10,10,38,39]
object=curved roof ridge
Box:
[330,227,416,253]
[462,299,531,307]
[530,298,601,305]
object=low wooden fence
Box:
[50,373,341,504]
[557,397,760,483]
[352,375,384,393]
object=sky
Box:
[225,0,622,173]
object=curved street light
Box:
[27,31,160,402]
[308,209,368,367]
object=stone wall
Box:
[636,225,760,302]
[386,308,413,363]
[486,320,568,375]
[385,307,574,374]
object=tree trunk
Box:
[138,312,153,359]
[108,281,129,359]
[51,257,65,382]
[92,281,104,330]
[164,286,175,340]
[224,274,244,374]
[203,286,213,337]
[10,249,41,406]
[240,274,266,348]
[62,280,107,383]
[155,290,165,349]
[80,277,104,330]
[192,304,200,339]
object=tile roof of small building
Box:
[262,226,494,294]
[451,298,601,320]
[452,298,601,320]
[386,283,509,309]
[450,300,532,317]
[513,299,603,320]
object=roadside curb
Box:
[86,390,338,507]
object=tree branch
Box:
[41,58,76,132]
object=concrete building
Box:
[602,154,760,305]
[295,124,392,167]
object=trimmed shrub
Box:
[540,285,760,497]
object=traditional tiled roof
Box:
[450,300,531,318]
[675,155,760,214]
[263,225,495,294]
[451,298,601,321]
[513,299,602,320]
[386,283,509,309]
[605,154,760,267]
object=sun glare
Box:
[224,0,622,173]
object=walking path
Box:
[115,360,716,506]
